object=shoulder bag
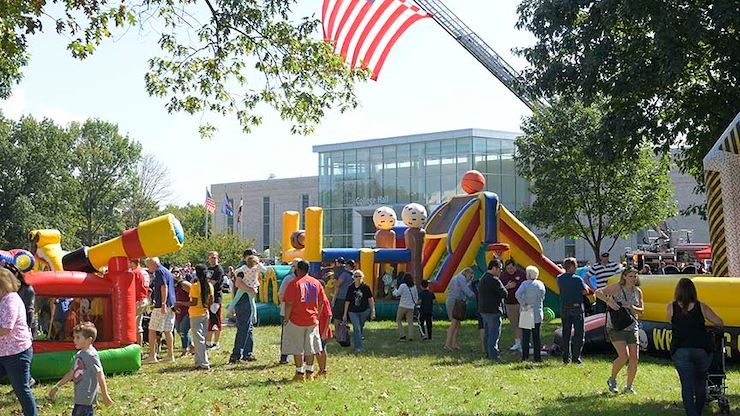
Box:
[608,287,636,331]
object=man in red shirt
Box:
[129,258,150,347]
[282,260,327,381]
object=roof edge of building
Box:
[312,128,521,153]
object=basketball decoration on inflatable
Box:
[461,170,486,194]
[290,230,306,250]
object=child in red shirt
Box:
[316,292,332,377]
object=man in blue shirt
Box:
[144,257,176,364]
[557,257,589,365]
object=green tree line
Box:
[0,113,254,263]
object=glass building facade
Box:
[314,129,530,248]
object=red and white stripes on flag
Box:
[322,0,429,80]
[204,188,216,214]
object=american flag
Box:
[322,0,429,80]
[204,188,216,213]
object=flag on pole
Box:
[321,0,430,80]
[204,188,216,213]
[222,194,234,217]
[236,197,244,225]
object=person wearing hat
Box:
[277,259,301,364]
[586,253,621,314]
[331,258,354,333]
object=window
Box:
[301,194,309,226]
[565,237,577,258]
[262,197,270,250]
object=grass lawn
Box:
[5,319,739,415]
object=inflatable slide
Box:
[423,191,563,311]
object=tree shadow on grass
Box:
[438,393,685,416]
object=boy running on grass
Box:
[49,322,113,415]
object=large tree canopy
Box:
[515,96,676,260]
[516,0,739,216]
[1,0,368,136]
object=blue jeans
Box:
[0,347,37,416]
[72,404,94,416]
[348,309,370,351]
[230,298,254,360]
[176,315,191,349]
[560,306,584,363]
[673,348,712,416]
[480,312,502,361]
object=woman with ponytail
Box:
[667,278,723,416]
[189,265,214,370]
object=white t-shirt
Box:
[392,283,418,309]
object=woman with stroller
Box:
[667,278,723,416]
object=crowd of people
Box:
[0,249,728,416]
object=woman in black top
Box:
[342,270,375,353]
[666,278,723,416]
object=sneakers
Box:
[305,370,315,381]
[317,370,328,378]
[164,355,176,363]
[278,359,290,365]
[607,378,618,393]
[228,358,239,364]
[242,354,257,362]
[292,372,305,382]
[207,343,221,350]
[623,385,636,395]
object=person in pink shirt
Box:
[0,267,38,416]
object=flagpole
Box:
[205,204,209,239]
[240,187,244,238]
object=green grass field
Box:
[5,319,739,415]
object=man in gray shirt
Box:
[277,259,300,364]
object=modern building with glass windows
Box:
[313,128,530,248]
[212,128,708,264]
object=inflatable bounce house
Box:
[3,214,185,380]
[555,114,740,360]
[271,169,567,321]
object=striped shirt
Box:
[587,262,621,288]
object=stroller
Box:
[706,328,730,414]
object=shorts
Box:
[608,328,638,344]
[135,299,149,333]
[281,322,322,356]
[208,304,222,331]
[332,298,345,320]
[149,307,175,333]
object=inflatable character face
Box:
[401,203,427,228]
[373,206,397,231]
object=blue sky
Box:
[1,1,533,206]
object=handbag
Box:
[452,299,467,321]
[334,321,351,347]
[608,287,636,331]
[407,286,420,319]
[519,305,535,329]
